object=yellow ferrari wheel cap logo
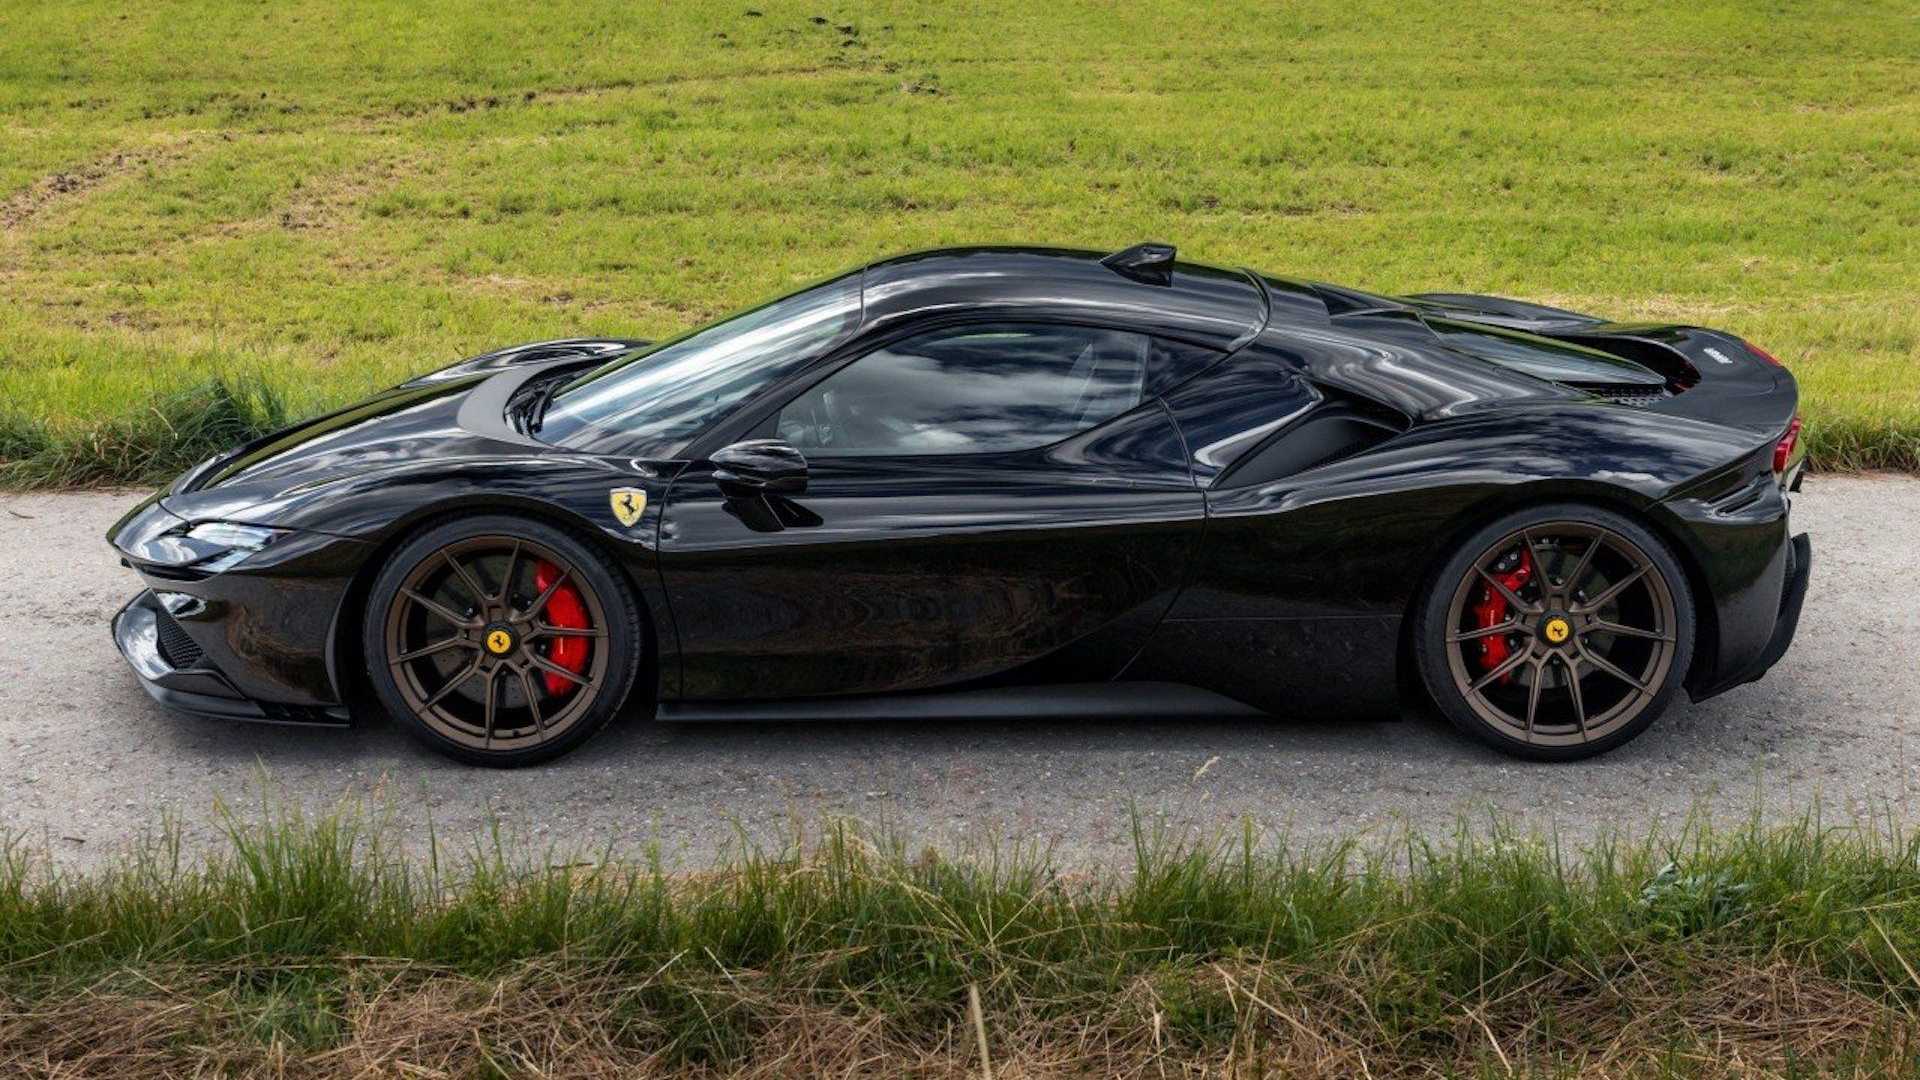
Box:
[1544,617,1571,645]
[610,487,647,527]
[485,629,514,655]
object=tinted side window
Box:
[776,324,1154,456]
[1145,340,1224,397]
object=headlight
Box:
[135,521,290,572]
[184,523,286,572]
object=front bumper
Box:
[107,494,371,718]
[112,591,351,725]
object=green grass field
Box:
[6,808,1920,1076]
[2,0,1917,485]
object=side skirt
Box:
[657,682,1266,723]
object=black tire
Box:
[362,514,643,767]
[1412,502,1695,761]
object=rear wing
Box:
[1544,324,1795,438]
[1404,293,1797,440]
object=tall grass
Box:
[4,806,1920,1075]
[1,0,1916,486]
[0,376,287,488]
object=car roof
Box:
[859,246,1269,351]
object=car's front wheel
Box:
[1412,503,1695,761]
[362,514,642,767]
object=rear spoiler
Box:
[1545,324,1794,437]
[1406,293,1797,438]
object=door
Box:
[656,321,1211,700]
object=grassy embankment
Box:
[2,807,1920,1076]
[1,1,1916,486]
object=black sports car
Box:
[109,244,1811,766]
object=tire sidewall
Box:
[361,513,643,767]
[1413,502,1695,761]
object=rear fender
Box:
[1179,402,1765,638]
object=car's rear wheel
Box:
[1413,503,1694,761]
[362,515,641,767]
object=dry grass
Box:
[2,951,1912,1078]
[9,806,1920,1078]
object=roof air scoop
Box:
[1102,242,1176,284]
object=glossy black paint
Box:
[657,397,1201,699]
[710,438,809,498]
[856,247,1266,355]
[106,246,1808,733]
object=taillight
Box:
[1745,340,1786,367]
[1773,415,1803,474]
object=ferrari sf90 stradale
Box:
[110,244,1809,765]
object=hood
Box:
[397,337,644,387]
[160,361,608,529]
[161,375,495,526]
[159,340,650,527]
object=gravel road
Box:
[1,478,1914,872]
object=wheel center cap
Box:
[1541,613,1573,647]
[482,624,517,656]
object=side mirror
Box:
[711,438,808,499]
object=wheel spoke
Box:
[530,622,605,640]
[482,668,498,749]
[1585,618,1673,642]
[1474,565,1538,614]
[1563,655,1589,740]
[392,636,476,664]
[1468,648,1531,693]
[1520,529,1546,574]
[442,552,489,608]
[421,659,482,710]
[403,589,477,629]
[516,665,548,738]
[526,652,594,689]
[1523,657,1545,740]
[494,540,522,605]
[519,566,572,622]
[1563,534,1602,596]
[1574,563,1651,614]
[1580,647,1653,695]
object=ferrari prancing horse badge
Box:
[609,487,647,527]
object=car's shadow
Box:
[121,649,1801,778]
[140,687,1547,774]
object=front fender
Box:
[254,456,689,706]
[215,455,671,552]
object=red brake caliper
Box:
[1472,548,1534,683]
[532,560,590,696]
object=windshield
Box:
[536,270,864,456]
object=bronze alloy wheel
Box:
[382,535,612,753]
[1439,520,1681,749]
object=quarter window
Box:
[776,324,1159,456]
